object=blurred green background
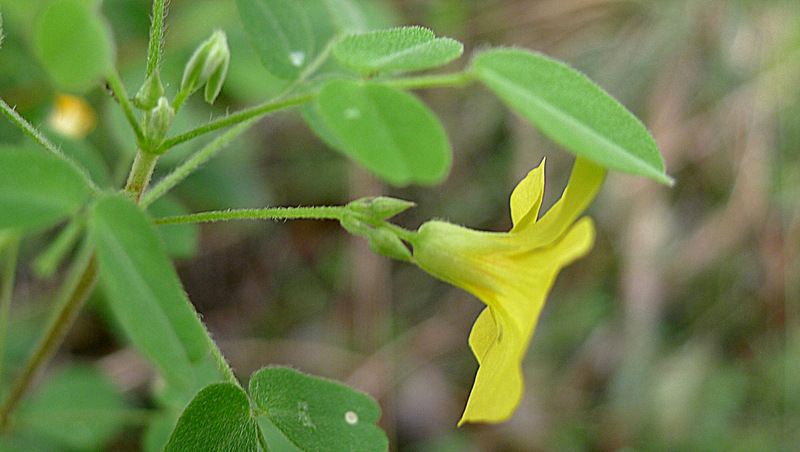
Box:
[1,0,799,450]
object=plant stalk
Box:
[147,0,167,78]
[125,151,160,202]
[0,241,97,430]
[152,206,348,225]
[106,70,146,147]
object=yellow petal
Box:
[458,218,596,424]
[510,158,545,232]
[460,317,524,425]
[524,157,605,247]
[468,307,497,365]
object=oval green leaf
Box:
[311,79,451,186]
[165,383,259,452]
[333,26,463,73]
[472,48,673,185]
[33,0,114,92]
[249,366,388,452]
[90,194,209,387]
[0,147,91,232]
[235,0,314,80]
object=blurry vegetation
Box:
[1,0,799,450]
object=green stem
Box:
[382,70,475,90]
[0,240,97,429]
[106,69,146,148]
[146,0,167,78]
[140,119,256,208]
[33,218,84,279]
[208,335,240,389]
[0,236,21,394]
[155,92,315,154]
[153,206,348,226]
[0,98,62,157]
[171,87,191,114]
[124,151,160,202]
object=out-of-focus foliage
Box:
[1,0,798,450]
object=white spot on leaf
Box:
[298,401,315,430]
[289,51,305,67]
[345,411,358,425]
[344,108,361,120]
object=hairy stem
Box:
[156,92,315,154]
[141,119,255,208]
[0,241,97,429]
[0,98,61,157]
[152,206,349,225]
[125,151,160,202]
[147,0,167,78]
[0,98,99,193]
[106,69,145,147]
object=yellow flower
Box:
[411,157,606,425]
[48,94,97,139]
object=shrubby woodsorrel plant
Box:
[0,0,671,450]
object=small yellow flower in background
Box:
[411,157,606,425]
[48,94,97,139]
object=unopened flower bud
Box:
[142,96,175,150]
[181,30,230,97]
[133,71,165,110]
[347,196,415,220]
[339,214,371,237]
[366,227,412,261]
[340,214,412,261]
[204,47,229,104]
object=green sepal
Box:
[346,196,415,220]
[142,97,175,151]
[134,71,165,110]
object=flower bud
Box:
[340,214,412,261]
[204,47,230,104]
[133,71,165,110]
[142,96,175,150]
[181,30,230,97]
[366,227,412,261]
[346,196,415,220]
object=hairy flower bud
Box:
[340,214,412,261]
[142,96,175,150]
[180,30,230,99]
[133,71,165,110]
[366,227,412,261]
[346,196,415,221]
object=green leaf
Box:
[333,26,463,73]
[249,366,388,452]
[165,383,260,452]
[310,79,451,186]
[144,357,227,452]
[33,0,114,92]
[235,0,314,80]
[0,147,91,232]
[16,365,128,451]
[90,193,209,386]
[472,48,673,185]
